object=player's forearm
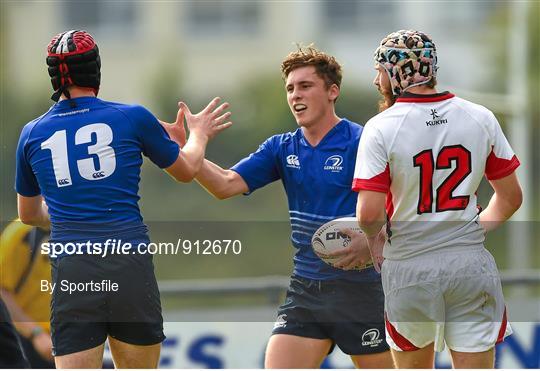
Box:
[36,201,50,228]
[18,197,50,228]
[359,220,385,238]
[179,133,209,179]
[196,160,239,199]
[0,289,39,338]
[356,191,387,237]
[479,193,521,233]
[358,208,385,237]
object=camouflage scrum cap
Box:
[374,30,438,97]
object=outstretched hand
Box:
[160,106,186,147]
[180,97,232,141]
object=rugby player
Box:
[163,45,393,368]
[0,298,29,368]
[354,29,522,368]
[15,30,231,368]
[0,221,54,367]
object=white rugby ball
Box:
[311,217,373,271]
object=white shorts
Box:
[381,246,511,353]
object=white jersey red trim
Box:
[353,92,520,260]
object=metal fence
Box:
[159,270,540,305]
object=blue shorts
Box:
[50,252,165,356]
[272,275,389,355]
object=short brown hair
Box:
[281,44,343,89]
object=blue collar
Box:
[55,96,99,109]
[298,118,351,150]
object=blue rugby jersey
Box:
[15,97,180,247]
[232,119,379,282]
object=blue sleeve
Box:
[231,136,280,194]
[130,105,180,168]
[15,123,41,197]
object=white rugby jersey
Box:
[353,92,520,260]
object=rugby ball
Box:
[311,217,373,271]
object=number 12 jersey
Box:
[352,92,520,260]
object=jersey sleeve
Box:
[230,136,280,195]
[484,112,520,180]
[130,105,180,169]
[352,123,390,193]
[15,123,41,197]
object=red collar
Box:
[396,92,455,103]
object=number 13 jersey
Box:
[352,92,520,260]
[15,97,180,244]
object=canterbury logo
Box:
[92,171,105,179]
[58,179,70,186]
[286,154,300,168]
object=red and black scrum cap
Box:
[46,30,101,101]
